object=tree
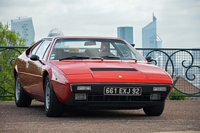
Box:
[0,22,26,46]
[0,22,26,100]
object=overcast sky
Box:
[0,0,200,48]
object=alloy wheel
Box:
[45,81,50,110]
[15,77,21,101]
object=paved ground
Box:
[0,101,200,133]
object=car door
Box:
[26,39,52,99]
[17,40,43,93]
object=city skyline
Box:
[0,0,199,48]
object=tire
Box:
[14,75,32,107]
[143,101,165,116]
[44,75,64,117]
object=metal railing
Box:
[0,46,28,100]
[137,48,200,98]
[0,46,200,99]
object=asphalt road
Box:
[0,101,200,133]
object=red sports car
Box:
[14,36,173,117]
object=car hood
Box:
[50,60,172,84]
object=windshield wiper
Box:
[91,57,104,60]
[59,56,90,61]
[101,55,120,59]
[129,58,137,62]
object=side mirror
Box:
[131,44,135,47]
[145,56,153,62]
[30,54,39,61]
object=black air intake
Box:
[90,68,137,71]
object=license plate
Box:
[104,87,142,95]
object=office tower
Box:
[142,14,162,48]
[142,14,162,59]
[11,17,35,46]
[117,26,133,44]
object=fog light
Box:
[153,87,167,91]
[77,86,91,90]
[75,93,87,100]
[150,93,161,100]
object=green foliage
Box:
[0,22,26,46]
[0,22,26,101]
[167,89,187,100]
[0,96,14,101]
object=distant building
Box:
[117,26,133,44]
[48,28,64,37]
[142,14,162,49]
[142,14,162,58]
[192,48,200,88]
[11,17,35,46]
[192,48,200,61]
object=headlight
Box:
[153,87,167,91]
[77,86,91,90]
[150,93,161,100]
[75,93,87,100]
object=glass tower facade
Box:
[142,14,162,58]
[142,14,162,48]
[11,17,35,46]
[117,27,133,44]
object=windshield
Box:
[49,38,145,61]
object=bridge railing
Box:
[0,46,200,99]
[137,48,200,98]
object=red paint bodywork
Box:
[14,36,173,104]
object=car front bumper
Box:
[66,83,171,109]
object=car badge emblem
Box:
[119,75,122,78]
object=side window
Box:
[41,40,52,60]
[31,41,43,55]
[35,40,51,60]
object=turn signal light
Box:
[77,86,91,90]
[153,87,167,91]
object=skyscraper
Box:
[11,17,35,46]
[117,26,133,44]
[142,14,162,48]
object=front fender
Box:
[47,66,72,103]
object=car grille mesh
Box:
[86,93,166,102]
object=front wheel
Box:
[44,75,64,117]
[143,101,165,116]
[14,75,32,107]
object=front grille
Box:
[86,93,166,102]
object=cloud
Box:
[0,0,199,48]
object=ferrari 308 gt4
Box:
[14,36,173,117]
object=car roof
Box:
[43,36,124,41]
